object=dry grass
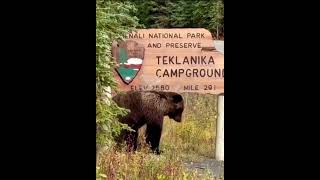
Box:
[97,146,218,180]
[97,93,222,180]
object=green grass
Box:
[97,93,223,180]
[161,93,217,161]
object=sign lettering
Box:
[112,28,224,94]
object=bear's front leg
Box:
[125,130,138,152]
[146,120,163,155]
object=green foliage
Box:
[170,0,224,38]
[168,1,194,28]
[132,0,224,38]
[132,0,174,28]
[194,0,224,37]
[131,1,158,27]
[96,0,140,148]
[96,1,142,178]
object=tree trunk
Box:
[216,25,219,40]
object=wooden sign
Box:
[112,28,224,94]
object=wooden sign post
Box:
[216,94,224,161]
[112,28,224,160]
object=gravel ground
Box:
[184,158,224,179]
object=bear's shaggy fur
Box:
[112,90,184,154]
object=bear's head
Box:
[156,91,184,122]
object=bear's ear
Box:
[172,94,183,103]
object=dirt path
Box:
[183,158,224,179]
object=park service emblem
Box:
[112,40,145,84]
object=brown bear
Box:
[112,90,184,154]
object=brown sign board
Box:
[112,28,224,94]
